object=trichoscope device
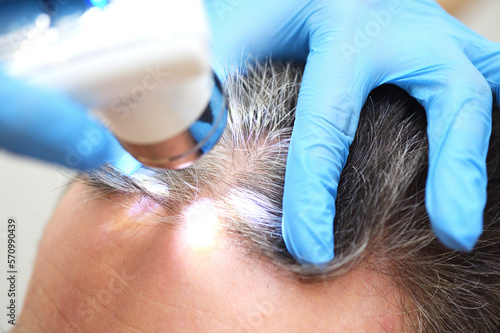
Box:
[0,0,228,169]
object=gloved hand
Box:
[0,71,139,172]
[206,0,500,264]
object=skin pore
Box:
[14,182,403,333]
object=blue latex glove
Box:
[206,0,500,264]
[0,71,140,173]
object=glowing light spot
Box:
[184,200,219,250]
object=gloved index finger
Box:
[394,59,493,252]
[282,47,373,264]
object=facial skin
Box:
[15,182,403,333]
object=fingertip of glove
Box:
[433,226,482,253]
[425,151,486,253]
[429,206,483,253]
[282,215,335,265]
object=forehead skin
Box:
[15,183,402,333]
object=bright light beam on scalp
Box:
[183,199,220,250]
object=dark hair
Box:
[82,62,500,332]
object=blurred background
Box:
[0,0,499,331]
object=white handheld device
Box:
[0,0,227,169]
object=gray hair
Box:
[82,61,500,332]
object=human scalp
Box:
[82,61,500,332]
